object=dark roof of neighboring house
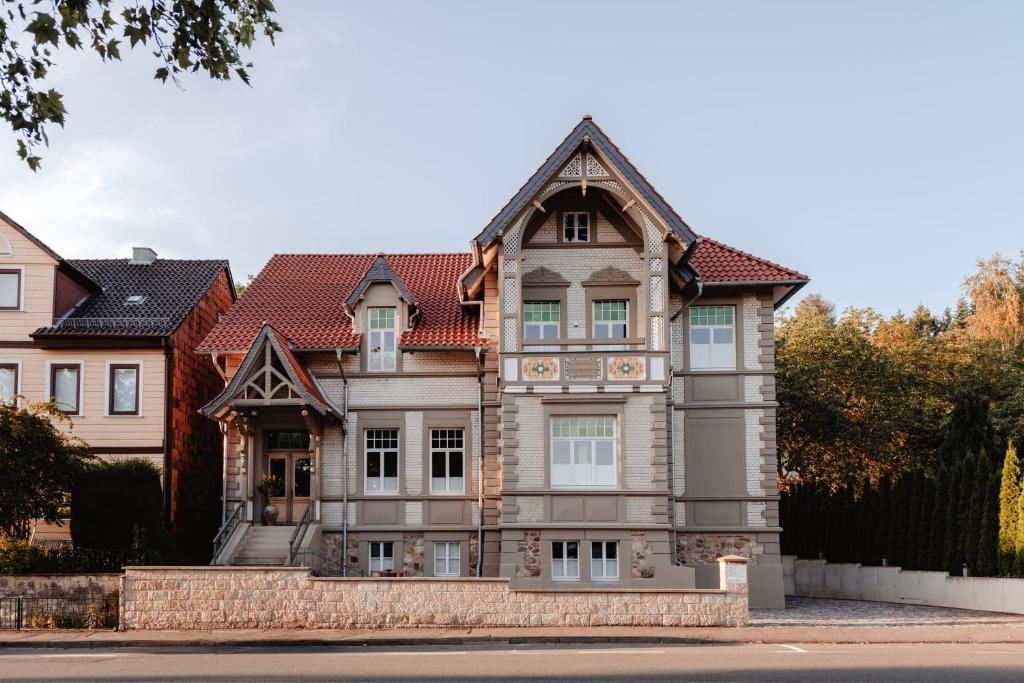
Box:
[197,253,482,353]
[33,258,232,338]
[691,238,808,283]
[474,117,699,247]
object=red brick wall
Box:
[166,270,236,528]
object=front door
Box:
[266,452,311,525]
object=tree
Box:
[944,462,964,575]
[1,0,281,169]
[962,254,1024,353]
[977,467,1000,577]
[966,453,990,574]
[0,401,92,540]
[999,443,1022,575]
[71,458,163,552]
[929,468,948,571]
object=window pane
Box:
[566,542,578,559]
[53,367,78,411]
[449,452,463,477]
[369,307,396,330]
[269,458,286,487]
[524,323,541,339]
[690,328,711,344]
[552,542,563,560]
[112,367,137,413]
[574,441,592,466]
[713,327,733,344]
[576,227,588,242]
[606,542,617,559]
[384,452,398,477]
[0,273,18,308]
[294,458,311,497]
[366,454,381,478]
[591,542,603,560]
[577,213,588,228]
[431,452,446,478]
[0,366,15,403]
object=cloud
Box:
[0,139,214,260]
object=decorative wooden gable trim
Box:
[200,325,341,419]
[522,266,569,287]
[582,266,640,287]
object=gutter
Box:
[475,346,485,578]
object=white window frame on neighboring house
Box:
[46,360,84,416]
[104,360,144,417]
[0,266,24,311]
[433,541,461,577]
[562,212,590,243]
[364,429,399,494]
[0,360,20,405]
[550,416,617,489]
[591,541,619,581]
[551,541,580,581]
[368,541,395,573]
[689,305,736,370]
[367,306,397,372]
[429,428,465,494]
[523,301,560,351]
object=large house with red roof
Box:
[198,117,807,607]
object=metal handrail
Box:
[211,504,242,564]
[286,505,313,566]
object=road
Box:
[2,642,1024,682]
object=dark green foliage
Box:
[944,462,964,575]
[71,458,163,553]
[976,467,1000,577]
[0,401,93,540]
[0,537,128,574]
[171,451,224,564]
[929,468,949,570]
[1,1,281,169]
[965,453,990,572]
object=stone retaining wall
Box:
[121,565,749,629]
[0,574,121,598]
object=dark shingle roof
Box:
[33,258,230,338]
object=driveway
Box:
[752,596,1024,629]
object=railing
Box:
[291,548,366,577]
[286,504,313,566]
[54,317,171,329]
[0,595,119,630]
[211,503,242,564]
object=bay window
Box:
[689,305,736,370]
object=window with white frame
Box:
[562,212,590,242]
[593,300,628,349]
[368,307,397,371]
[551,541,579,580]
[0,364,17,404]
[523,301,560,350]
[550,416,616,488]
[365,429,399,494]
[591,541,619,581]
[689,306,736,370]
[369,541,395,573]
[433,541,460,576]
[0,269,20,310]
[430,429,464,493]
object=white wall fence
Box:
[783,556,1024,615]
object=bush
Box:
[0,537,128,574]
[71,458,163,552]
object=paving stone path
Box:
[751,596,1024,628]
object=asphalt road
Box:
[2,643,1024,682]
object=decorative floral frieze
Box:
[521,357,560,381]
[606,356,646,381]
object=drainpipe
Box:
[337,349,349,577]
[219,421,229,524]
[475,347,485,577]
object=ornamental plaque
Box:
[565,356,602,381]
[606,356,646,381]
[521,357,560,382]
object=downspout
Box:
[337,349,349,576]
[162,338,175,530]
[475,346,485,577]
[219,421,229,524]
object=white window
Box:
[433,542,461,576]
[523,301,560,350]
[0,269,20,309]
[369,541,395,573]
[562,212,590,242]
[689,306,736,370]
[552,541,580,580]
[0,363,17,404]
[368,307,396,371]
[591,541,619,581]
[430,429,465,493]
[365,429,399,494]
[550,416,616,488]
[593,300,628,349]
[49,362,82,415]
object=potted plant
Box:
[256,473,284,525]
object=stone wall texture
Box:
[120,567,747,629]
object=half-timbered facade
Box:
[199,117,806,607]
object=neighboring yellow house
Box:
[0,211,236,539]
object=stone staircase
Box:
[231,525,295,566]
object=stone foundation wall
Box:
[0,574,121,598]
[676,534,764,565]
[121,567,748,629]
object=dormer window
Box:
[562,212,590,243]
[125,295,147,305]
[368,307,397,372]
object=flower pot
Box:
[263,504,279,526]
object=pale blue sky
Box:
[0,1,1020,315]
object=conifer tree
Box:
[918,477,937,570]
[887,475,907,566]
[944,463,964,575]
[1015,487,1024,577]
[966,453,991,574]
[929,469,949,570]
[878,476,893,565]
[977,468,1000,576]
[960,452,979,572]
[999,443,1022,575]
[905,471,924,569]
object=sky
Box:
[0,1,1021,316]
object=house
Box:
[0,212,236,535]
[198,117,807,607]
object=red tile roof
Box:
[691,238,808,283]
[197,253,481,353]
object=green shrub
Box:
[71,458,163,552]
[0,537,128,574]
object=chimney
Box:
[131,247,158,265]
